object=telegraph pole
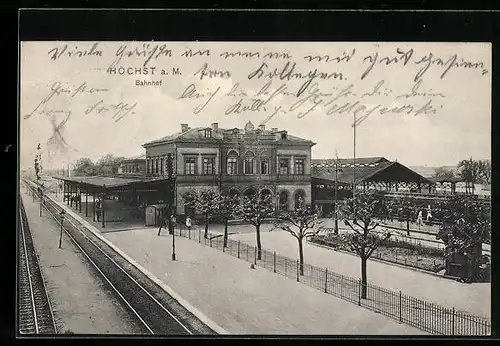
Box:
[334,151,341,234]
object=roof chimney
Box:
[212,122,219,131]
[181,124,189,133]
[271,127,278,132]
[258,124,265,131]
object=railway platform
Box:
[19,187,145,334]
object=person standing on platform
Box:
[416,209,423,227]
[426,204,433,224]
[157,212,168,236]
[95,199,102,221]
[185,215,192,231]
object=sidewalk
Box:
[227,231,490,319]
[20,188,145,334]
[102,227,427,335]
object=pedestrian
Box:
[169,213,176,235]
[185,215,192,231]
[416,209,423,226]
[95,199,101,221]
[426,204,432,224]
[157,212,167,236]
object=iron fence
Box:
[172,225,490,335]
[310,236,446,273]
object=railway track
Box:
[22,180,214,335]
[18,198,57,335]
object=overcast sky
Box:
[20,41,491,171]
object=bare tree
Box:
[235,194,275,260]
[274,197,323,275]
[338,190,391,299]
[457,158,481,194]
[183,189,220,239]
[437,195,491,282]
[215,193,240,247]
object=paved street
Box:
[20,188,145,334]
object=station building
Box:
[142,121,316,217]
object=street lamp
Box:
[172,226,176,261]
[59,209,66,248]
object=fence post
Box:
[222,239,225,252]
[210,237,212,247]
[273,252,276,273]
[324,268,328,293]
[452,307,455,335]
[358,279,361,306]
[188,229,191,240]
[296,260,299,282]
[254,246,257,265]
[399,291,402,322]
[198,229,201,243]
[237,241,240,259]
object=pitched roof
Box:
[311,157,431,184]
[143,125,314,146]
[122,153,146,162]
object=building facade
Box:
[118,154,147,175]
[142,121,315,216]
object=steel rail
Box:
[22,181,194,335]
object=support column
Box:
[102,185,106,228]
[85,189,88,217]
[428,183,432,194]
[63,182,67,203]
[93,191,96,221]
[418,182,422,193]
[79,187,82,213]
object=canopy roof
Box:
[311,157,432,185]
[53,175,173,192]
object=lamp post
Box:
[59,209,65,248]
[171,226,176,261]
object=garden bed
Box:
[311,234,446,273]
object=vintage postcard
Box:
[19,41,491,336]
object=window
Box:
[295,158,305,175]
[146,159,150,174]
[184,157,196,175]
[281,133,287,140]
[260,159,269,174]
[160,157,164,175]
[279,158,289,175]
[244,158,254,174]
[204,129,212,138]
[227,157,237,175]
[203,157,215,175]
[155,158,159,175]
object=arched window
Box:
[227,150,238,175]
[259,189,272,202]
[294,190,306,209]
[279,190,289,211]
[227,189,240,198]
[244,188,257,200]
[243,151,255,174]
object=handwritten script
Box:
[24,41,490,150]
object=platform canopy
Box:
[52,175,173,193]
[311,157,432,186]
